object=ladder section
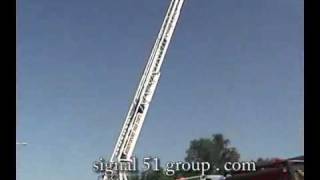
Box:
[110,0,185,162]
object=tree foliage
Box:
[130,134,240,179]
[138,168,174,180]
[184,134,240,175]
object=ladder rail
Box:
[109,0,175,160]
[110,0,185,163]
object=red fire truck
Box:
[226,156,304,180]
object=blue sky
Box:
[17,0,304,179]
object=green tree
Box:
[184,134,240,175]
[140,168,174,180]
[128,171,140,180]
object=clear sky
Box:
[17,0,304,179]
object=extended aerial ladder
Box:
[102,0,185,179]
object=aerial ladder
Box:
[102,0,185,179]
